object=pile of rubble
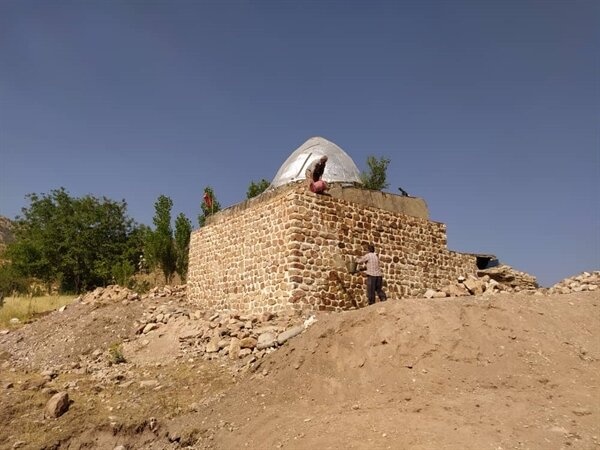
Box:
[21,296,315,388]
[79,284,187,305]
[477,264,538,291]
[423,264,539,299]
[80,285,141,304]
[548,271,600,295]
[145,284,187,300]
[34,283,310,375]
[135,302,313,371]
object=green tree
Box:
[146,195,177,284]
[111,259,135,287]
[0,264,30,296]
[198,186,221,227]
[6,188,137,293]
[360,156,391,191]
[122,224,150,271]
[174,213,192,281]
[246,179,270,199]
[110,222,149,288]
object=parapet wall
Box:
[187,185,477,313]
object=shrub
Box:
[0,264,30,296]
[108,342,126,365]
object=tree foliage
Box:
[0,264,30,296]
[246,179,270,199]
[111,259,135,287]
[145,195,177,284]
[360,156,391,191]
[144,196,192,284]
[174,213,192,281]
[198,186,221,227]
[6,188,137,293]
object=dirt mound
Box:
[1,295,144,371]
[193,292,599,449]
[1,290,598,449]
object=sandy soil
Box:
[1,290,598,450]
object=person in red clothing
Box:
[305,155,329,194]
[356,244,387,305]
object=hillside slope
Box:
[201,292,599,450]
[1,290,598,449]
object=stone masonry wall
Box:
[187,185,477,313]
[187,188,297,313]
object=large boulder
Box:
[257,332,277,350]
[462,277,486,295]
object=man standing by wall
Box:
[356,244,387,305]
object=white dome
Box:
[270,137,362,188]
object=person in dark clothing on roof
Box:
[305,155,329,194]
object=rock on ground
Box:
[44,391,70,419]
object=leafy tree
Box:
[198,186,221,227]
[111,259,135,287]
[174,213,192,281]
[0,263,30,296]
[122,224,150,272]
[360,156,391,191]
[108,223,149,288]
[6,188,137,293]
[246,179,270,199]
[146,195,177,284]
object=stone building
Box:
[187,137,479,313]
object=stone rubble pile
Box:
[135,300,192,334]
[80,285,141,304]
[48,297,314,387]
[477,265,539,291]
[145,285,187,300]
[423,264,539,299]
[79,284,187,306]
[548,271,600,295]
[136,303,312,370]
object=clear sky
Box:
[1,0,598,287]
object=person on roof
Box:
[305,155,329,194]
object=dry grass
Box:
[0,294,77,327]
[0,362,233,449]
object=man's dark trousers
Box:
[367,275,387,305]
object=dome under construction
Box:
[270,137,362,189]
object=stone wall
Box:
[188,188,297,313]
[187,185,477,313]
[327,184,429,220]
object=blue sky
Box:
[1,0,598,287]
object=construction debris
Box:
[548,271,600,295]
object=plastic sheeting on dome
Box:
[270,137,362,189]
